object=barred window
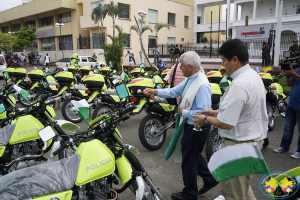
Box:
[2,26,9,33]
[121,34,130,47]
[24,20,36,28]
[41,37,56,51]
[57,12,71,23]
[118,3,130,19]
[59,35,73,50]
[168,13,175,26]
[11,23,21,32]
[39,16,53,27]
[92,33,105,49]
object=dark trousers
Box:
[181,123,216,199]
[129,57,136,65]
[280,106,300,152]
[262,55,270,67]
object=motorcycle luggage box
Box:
[67,66,77,73]
[28,70,44,80]
[206,71,223,84]
[55,72,74,84]
[127,78,154,95]
[3,68,15,77]
[211,94,221,106]
[259,73,272,87]
[79,66,90,75]
[13,68,27,78]
[83,74,105,89]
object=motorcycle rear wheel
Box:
[138,114,166,151]
[92,104,115,120]
[61,98,83,123]
[205,128,222,162]
[266,102,275,131]
[18,90,35,107]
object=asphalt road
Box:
[2,78,299,200]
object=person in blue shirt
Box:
[157,59,165,72]
[143,51,217,200]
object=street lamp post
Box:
[138,10,147,65]
[55,22,65,59]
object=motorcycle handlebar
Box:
[52,141,68,156]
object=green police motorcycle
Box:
[0,85,163,200]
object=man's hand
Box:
[193,114,206,127]
[282,66,296,77]
[143,88,157,96]
[178,106,184,116]
[201,110,218,117]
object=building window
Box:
[297,5,300,14]
[59,35,73,50]
[26,39,38,53]
[197,16,201,24]
[92,33,105,49]
[148,36,157,48]
[41,37,56,51]
[167,37,175,46]
[168,13,175,26]
[184,16,189,28]
[39,16,53,27]
[2,26,9,33]
[23,20,36,28]
[148,9,157,23]
[57,12,71,23]
[121,34,130,47]
[118,3,130,19]
[196,32,201,43]
[11,23,21,32]
[91,1,104,13]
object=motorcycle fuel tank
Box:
[75,139,115,186]
[9,115,44,144]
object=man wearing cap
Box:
[289,40,300,58]
[261,42,270,67]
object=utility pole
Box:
[217,5,220,57]
[210,11,212,58]
[274,0,284,66]
[245,15,248,49]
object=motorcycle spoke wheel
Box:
[266,102,275,131]
[61,98,83,123]
[205,128,222,162]
[92,104,115,119]
[139,114,166,151]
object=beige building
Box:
[0,0,194,64]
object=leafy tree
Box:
[0,32,16,55]
[105,1,126,59]
[13,27,37,50]
[154,22,170,45]
[91,3,107,46]
[102,25,127,71]
[130,16,153,68]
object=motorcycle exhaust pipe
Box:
[4,150,44,168]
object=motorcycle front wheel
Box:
[61,98,83,123]
[266,102,275,131]
[92,104,115,120]
[138,114,166,151]
[205,128,222,162]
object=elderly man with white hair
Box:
[144,51,218,200]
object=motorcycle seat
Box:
[0,154,80,200]
[0,123,15,146]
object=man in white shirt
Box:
[193,39,268,200]
[125,50,136,65]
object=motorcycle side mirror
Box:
[0,103,5,114]
[116,84,129,99]
[38,126,56,142]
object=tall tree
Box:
[154,22,170,45]
[0,32,16,55]
[105,1,126,59]
[130,16,153,68]
[13,27,37,50]
[91,3,107,46]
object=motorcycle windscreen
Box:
[75,139,115,186]
[9,115,44,144]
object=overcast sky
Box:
[0,0,22,12]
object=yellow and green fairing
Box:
[55,71,74,79]
[33,190,72,200]
[75,139,115,186]
[28,69,45,77]
[83,74,105,83]
[210,83,222,95]
[9,115,44,144]
[99,66,111,72]
[127,78,154,88]
[153,75,163,84]
[206,71,222,78]
[131,68,145,73]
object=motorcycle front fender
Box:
[58,85,69,95]
[55,119,80,132]
[133,99,147,113]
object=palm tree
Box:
[91,3,107,46]
[105,1,126,58]
[130,16,153,68]
[154,22,170,45]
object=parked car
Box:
[56,56,106,70]
[0,54,7,77]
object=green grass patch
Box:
[279,76,291,93]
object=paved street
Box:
[1,71,298,200]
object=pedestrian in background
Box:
[36,54,40,66]
[125,50,136,65]
[44,53,50,67]
[273,65,300,159]
[92,53,97,60]
[261,42,270,67]
[174,44,180,63]
[289,40,300,58]
[193,39,268,200]
[20,53,26,68]
[169,44,175,65]
[179,44,185,56]
[153,45,160,66]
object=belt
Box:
[223,137,256,142]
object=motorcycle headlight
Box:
[270,86,278,94]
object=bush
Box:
[201,37,208,43]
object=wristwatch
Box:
[204,116,209,124]
[286,75,292,78]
